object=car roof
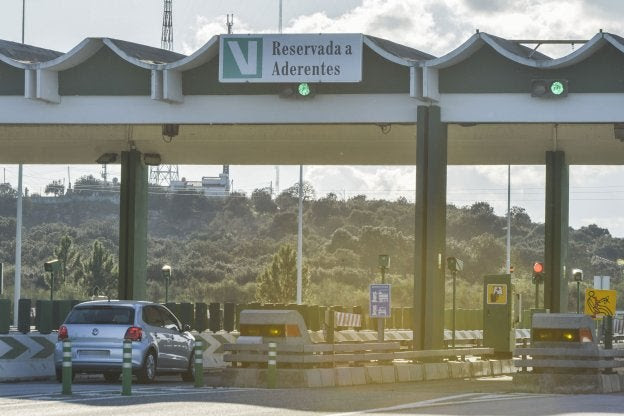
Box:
[74,300,155,308]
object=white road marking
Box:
[0,387,252,408]
[326,392,559,415]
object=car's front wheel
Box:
[137,351,157,384]
[181,351,195,382]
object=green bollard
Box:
[194,340,204,387]
[62,340,72,395]
[121,340,132,396]
[267,342,277,389]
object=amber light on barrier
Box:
[240,324,302,337]
[533,328,593,343]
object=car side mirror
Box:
[182,324,191,332]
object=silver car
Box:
[54,300,195,383]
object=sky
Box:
[1,1,624,235]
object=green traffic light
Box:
[550,81,565,95]
[298,83,311,96]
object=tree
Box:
[54,235,78,283]
[44,180,65,197]
[74,175,105,196]
[251,188,277,213]
[83,241,118,296]
[255,245,310,303]
[283,181,316,200]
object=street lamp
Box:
[44,259,61,301]
[162,265,171,303]
[571,268,583,314]
[446,257,464,348]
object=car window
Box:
[142,306,164,327]
[66,306,134,325]
[157,306,180,330]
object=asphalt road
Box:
[0,375,622,416]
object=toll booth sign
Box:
[370,284,391,318]
[584,289,617,317]
[486,284,508,305]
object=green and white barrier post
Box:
[122,340,132,396]
[194,340,204,388]
[267,342,277,389]
[62,340,72,395]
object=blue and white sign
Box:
[219,34,363,83]
[369,284,391,318]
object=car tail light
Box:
[58,325,68,341]
[124,326,143,341]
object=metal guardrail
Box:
[514,346,624,372]
[224,342,495,367]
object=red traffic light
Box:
[533,262,544,274]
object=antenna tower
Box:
[161,0,173,51]
[151,0,180,186]
[221,15,233,189]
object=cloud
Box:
[305,166,415,201]
[180,1,624,236]
[187,0,624,57]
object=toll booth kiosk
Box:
[483,274,515,357]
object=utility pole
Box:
[278,0,283,34]
[506,165,511,273]
[297,165,303,304]
[14,0,26,326]
[150,0,180,187]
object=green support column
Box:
[118,150,148,300]
[413,105,447,350]
[544,151,569,313]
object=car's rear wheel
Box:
[137,351,157,384]
[103,372,120,383]
[181,351,195,382]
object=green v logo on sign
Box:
[222,38,263,79]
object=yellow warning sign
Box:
[584,289,617,317]
[486,284,507,305]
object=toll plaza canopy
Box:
[2,31,624,350]
[0,31,624,165]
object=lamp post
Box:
[572,269,583,314]
[44,259,61,302]
[162,265,171,303]
[446,257,464,348]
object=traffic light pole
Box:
[576,281,581,314]
[451,269,456,348]
[534,282,539,309]
[50,271,54,302]
[377,266,386,342]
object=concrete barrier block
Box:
[222,368,259,387]
[335,367,353,386]
[514,373,624,394]
[490,360,502,375]
[471,360,492,377]
[394,364,410,382]
[350,367,366,385]
[381,365,396,383]
[319,368,335,387]
[365,366,383,384]
[448,361,471,379]
[306,369,323,388]
[424,362,450,380]
[500,359,516,374]
[408,364,424,381]
[273,369,307,388]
